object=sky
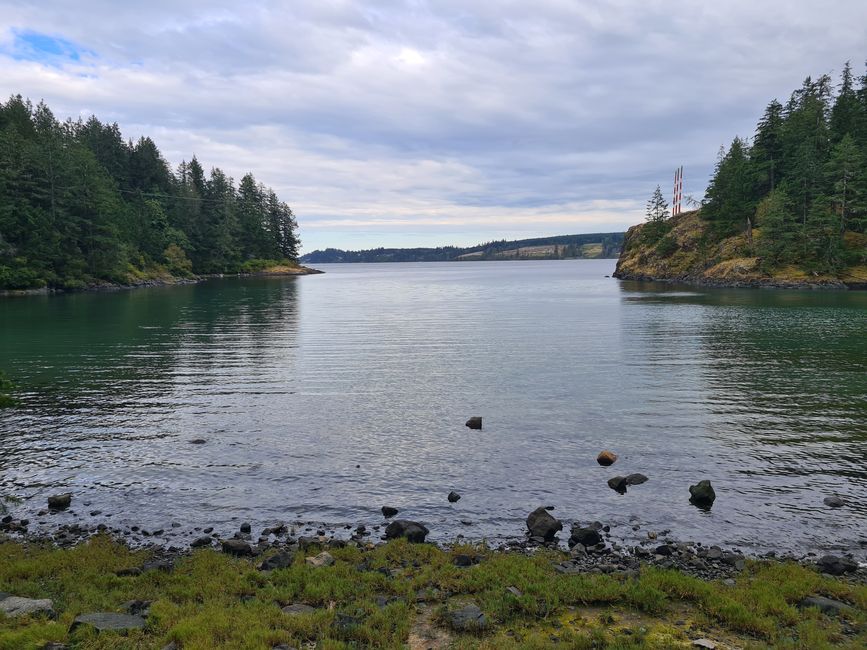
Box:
[1,2,865,252]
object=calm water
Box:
[1,260,866,555]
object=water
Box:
[1,260,866,555]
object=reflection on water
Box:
[1,262,865,554]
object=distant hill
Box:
[301,232,625,264]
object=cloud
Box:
[1,1,865,250]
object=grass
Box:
[0,536,864,649]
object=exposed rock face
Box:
[47,494,72,510]
[689,480,716,508]
[596,450,618,466]
[526,507,562,542]
[465,416,482,430]
[71,612,146,632]
[384,520,429,543]
[381,506,399,518]
[0,595,55,618]
[447,491,461,503]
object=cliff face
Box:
[613,210,867,289]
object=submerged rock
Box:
[447,491,461,503]
[0,595,55,618]
[689,480,716,508]
[47,494,72,510]
[381,506,399,518]
[596,450,618,466]
[823,496,845,508]
[465,416,483,430]
[384,519,429,543]
[526,507,562,542]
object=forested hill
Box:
[0,96,301,291]
[301,232,624,263]
[615,60,867,288]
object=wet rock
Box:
[71,612,146,632]
[258,552,295,571]
[626,473,648,485]
[447,491,461,503]
[689,480,716,508]
[465,416,482,430]
[48,494,72,510]
[460,519,473,526]
[189,439,206,444]
[0,595,55,618]
[655,545,674,557]
[240,522,251,533]
[190,535,213,548]
[569,525,602,548]
[381,506,398,518]
[798,596,852,616]
[305,551,335,567]
[823,496,845,508]
[221,539,254,556]
[282,603,316,615]
[607,476,629,494]
[816,554,858,576]
[597,450,618,466]
[526,507,562,542]
[384,519,429,543]
[447,603,488,631]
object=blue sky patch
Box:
[7,29,92,64]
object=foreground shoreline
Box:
[1,530,865,649]
[0,265,323,298]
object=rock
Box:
[526,507,562,542]
[71,612,146,632]
[258,552,295,571]
[823,496,845,508]
[305,551,335,567]
[506,586,523,597]
[453,554,479,567]
[189,439,206,444]
[190,535,213,548]
[447,603,488,631]
[0,595,55,618]
[607,476,628,494]
[42,643,69,650]
[240,522,251,533]
[596,450,618,466]
[447,491,461,503]
[122,600,151,617]
[282,603,316,615]
[626,473,648,485]
[692,640,717,649]
[655,544,674,556]
[142,558,174,572]
[689,480,716,508]
[221,539,254,556]
[465,416,482,430]
[47,494,72,510]
[798,596,852,616]
[334,612,362,633]
[384,519,429,543]
[569,525,602,548]
[816,554,858,576]
[381,506,398,518]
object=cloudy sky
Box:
[1,1,865,251]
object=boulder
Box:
[240,522,251,533]
[447,603,488,631]
[526,507,562,542]
[626,473,648,485]
[282,603,316,615]
[47,494,72,510]
[798,595,852,616]
[221,539,254,556]
[381,506,399,518]
[823,496,845,508]
[71,612,146,632]
[569,525,602,548]
[190,535,213,548]
[447,491,461,503]
[689,480,716,507]
[384,519,429,543]
[465,416,483,430]
[0,595,55,618]
[816,554,858,576]
[607,476,628,494]
[258,552,295,571]
[596,450,618,466]
[305,551,335,567]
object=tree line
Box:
[701,61,867,271]
[0,96,300,290]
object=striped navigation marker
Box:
[672,166,683,216]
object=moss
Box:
[0,537,864,649]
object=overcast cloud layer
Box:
[1,1,865,250]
